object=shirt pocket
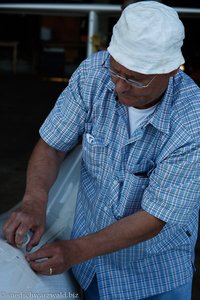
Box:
[127,159,155,178]
[112,159,155,219]
[82,123,109,179]
[124,159,155,200]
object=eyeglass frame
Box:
[103,58,157,89]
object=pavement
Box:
[0,73,199,299]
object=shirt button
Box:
[113,180,118,185]
[142,185,146,189]
[104,206,108,212]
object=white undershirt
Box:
[128,104,157,135]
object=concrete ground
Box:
[0,74,199,299]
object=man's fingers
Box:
[29,258,53,275]
[15,224,30,248]
[3,213,21,245]
[3,208,45,249]
[26,244,50,261]
[26,228,44,251]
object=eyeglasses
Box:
[104,66,157,89]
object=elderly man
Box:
[3,1,200,299]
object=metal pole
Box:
[87,10,98,57]
[0,4,121,14]
[0,4,199,15]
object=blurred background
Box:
[0,1,199,299]
[0,0,200,80]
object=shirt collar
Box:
[102,52,115,92]
[148,76,174,134]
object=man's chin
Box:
[117,95,137,107]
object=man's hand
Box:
[3,138,66,251]
[26,240,79,275]
[3,198,46,251]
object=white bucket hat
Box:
[107,1,185,74]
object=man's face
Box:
[110,57,175,109]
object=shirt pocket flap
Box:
[84,122,109,146]
[128,159,155,178]
[85,133,109,147]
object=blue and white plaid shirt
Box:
[40,50,200,299]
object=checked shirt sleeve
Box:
[39,62,88,152]
[142,142,200,226]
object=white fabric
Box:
[128,104,157,135]
[107,1,185,74]
[0,145,82,300]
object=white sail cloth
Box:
[0,145,82,300]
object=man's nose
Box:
[114,78,130,94]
